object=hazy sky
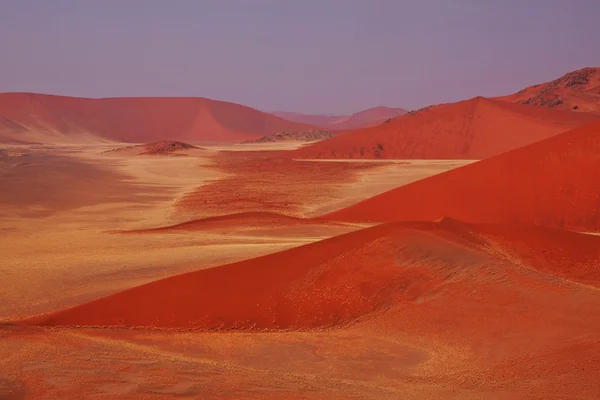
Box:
[1,0,599,114]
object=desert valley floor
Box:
[1,143,473,320]
[2,133,600,399]
[0,143,479,399]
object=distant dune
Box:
[273,106,407,131]
[294,96,599,159]
[241,129,332,143]
[321,121,600,232]
[105,140,204,156]
[0,93,313,145]
[123,211,316,232]
[498,67,600,114]
[26,218,600,330]
[118,211,352,238]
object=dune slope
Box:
[0,93,313,144]
[123,211,326,232]
[294,97,599,159]
[241,130,332,143]
[498,67,600,114]
[273,106,407,131]
[322,121,600,231]
[26,217,600,330]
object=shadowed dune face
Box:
[293,97,599,160]
[25,219,600,331]
[322,121,600,232]
[0,93,314,145]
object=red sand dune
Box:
[0,93,313,144]
[106,140,204,155]
[273,106,407,131]
[293,96,599,159]
[497,67,600,114]
[241,129,333,143]
[25,218,600,330]
[474,222,600,287]
[321,121,600,232]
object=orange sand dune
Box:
[25,218,600,330]
[273,106,407,131]
[497,66,600,114]
[0,92,313,144]
[322,121,600,232]
[294,96,599,159]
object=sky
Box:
[1,0,599,115]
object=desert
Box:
[3,99,600,398]
[2,3,600,399]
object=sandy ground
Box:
[3,218,600,399]
[0,145,466,320]
[2,144,599,399]
[0,325,476,399]
[0,325,494,400]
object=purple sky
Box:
[1,0,599,115]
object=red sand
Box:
[497,67,600,114]
[11,217,600,398]
[273,106,407,131]
[0,93,313,144]
[293,97,599,159]
[474,222,600,287]
[175,150,381,217]
[25,218,600,330]
[321,121,600,232]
